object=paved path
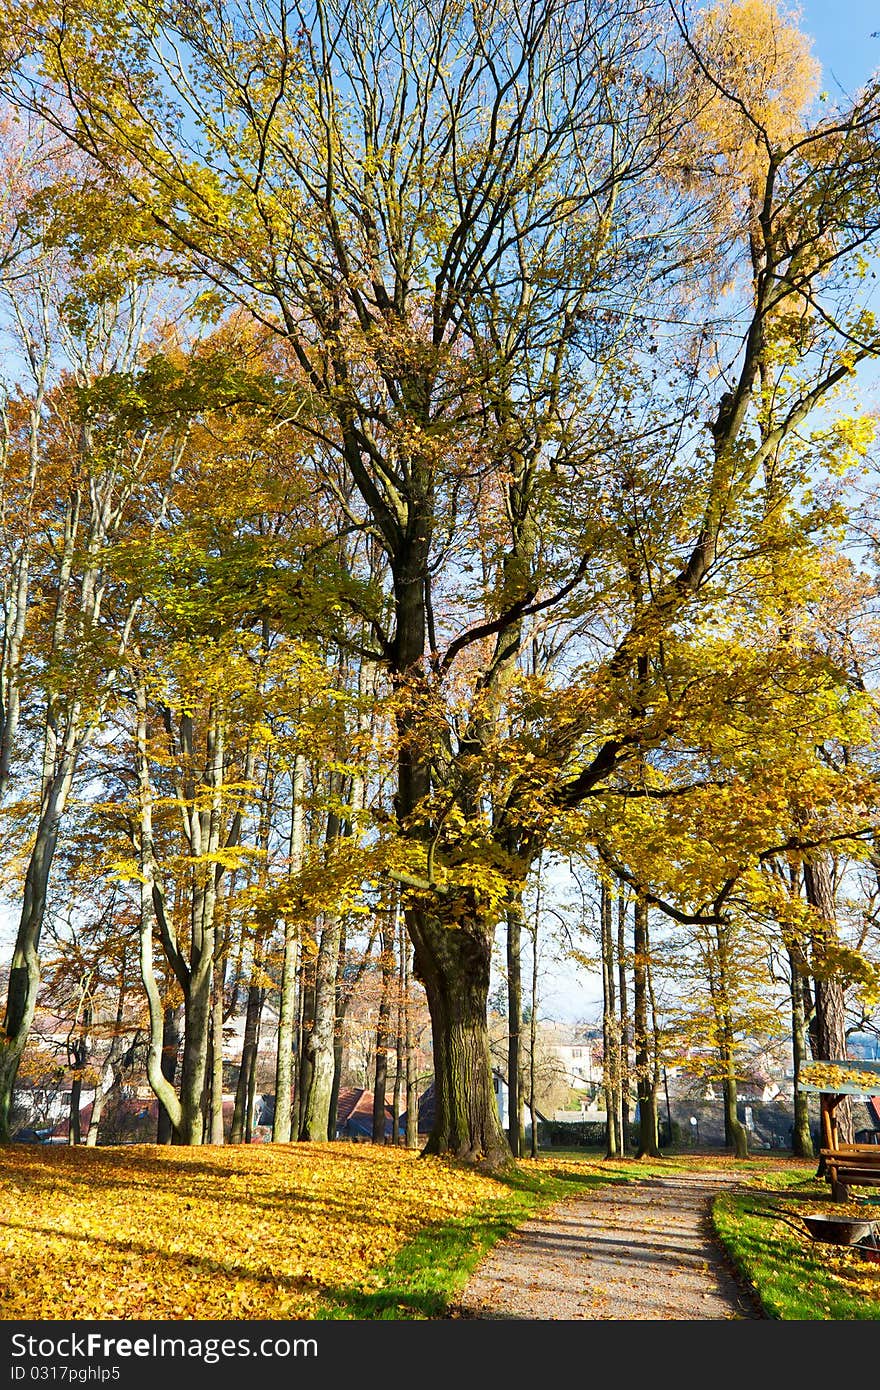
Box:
[457,1170,763,1320]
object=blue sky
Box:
[795,1,880,93]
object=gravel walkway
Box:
[456,1169,763,1320]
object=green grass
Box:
[711,1173,880,1320]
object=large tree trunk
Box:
[390,532,510,1168]
[803,853,853,1147]
[410,906,510,1168]
[633,896,660,1158]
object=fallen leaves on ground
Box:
[0,1142,506,1320]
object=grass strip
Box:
[711,1176,880,1320]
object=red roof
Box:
[335,1087,394,1136]
[52,1096,239,1140]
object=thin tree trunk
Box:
[157,1004,181,1144]
[66,998,89,1147]
[273,753,305,1142]
[209,971,225,1144]
[633,896,660,1158]
[372,905,397,1143]
[86,1036,127,1148]
[328,921,348,1142]
[0,366,49,802]
[232,941,266,1144]
[175,708,225,1145]
[789,948,814,1158]
[135,675,184,1138]
[0,451,148,1139]
[714,923,748,1159]
[617,886,630,1150]
[403,933,419,1151]
[86,974,128,1149]
[68,1078,82,1146]
[244,1002,263,1143]
[392,951,403,1146]
[506,897,524,1158]
[300,913,342,1140]
[600,879,621,1158]
[647,949,667,1150]
[297,943,315,1137]
[529,880,540,1159]
[0,763,78,1139]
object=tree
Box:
[5,0,880,1165]
[0,253,193,1137]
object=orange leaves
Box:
[0,1142,507,1320]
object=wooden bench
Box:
[820,1145,880,1201]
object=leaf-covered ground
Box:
[0,1142,508,1319]
[4,1144,874,1321]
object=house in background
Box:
[334,1086,395,1141]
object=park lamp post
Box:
[689,1114,699,1147]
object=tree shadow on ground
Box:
[315,1209,521,1318]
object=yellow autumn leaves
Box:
[799,1062,880,1093]
[0,1144,506,1320]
